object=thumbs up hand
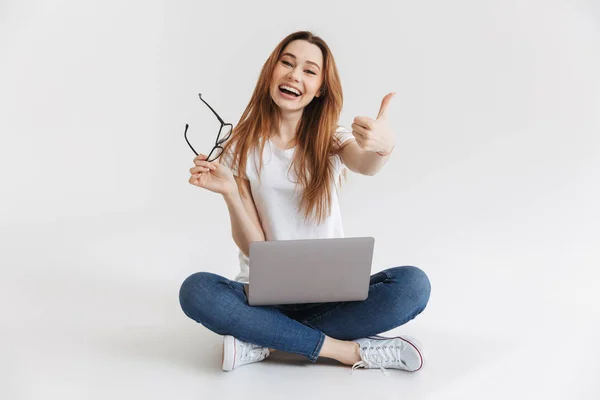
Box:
[351,92,396,155]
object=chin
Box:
[279,104,302,112]
[271,97,299,111]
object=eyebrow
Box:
[281,53,321,70]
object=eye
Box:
[282,61,293,67]
[306,70,316,75]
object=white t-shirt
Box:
[221,126,356,283]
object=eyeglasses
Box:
[184,93,233,162]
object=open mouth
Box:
[279,85,301,97]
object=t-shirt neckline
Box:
[268,137,296,152]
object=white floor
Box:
[2,210,599,400]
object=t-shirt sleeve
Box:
[334,125,355,150]
[333,125,356,170]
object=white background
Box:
[1,0,599,399]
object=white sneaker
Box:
[221,335,270,372]
[352,334,424,375]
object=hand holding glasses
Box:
[186,93,238,196]
[184,93,233,162]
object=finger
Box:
[190,166,211,174]
[351,123,369,137]
[353,116,374,130]
[194,160,217,170]
[194,153,208,162]
[196,173,206,187]
[189,173,205,187]
[352,129,365,141]
[376,92,395,120]
[189,175,200,186]
[191,163,214,172]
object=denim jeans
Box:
[179,265,431,362]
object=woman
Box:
[180,31,431,374]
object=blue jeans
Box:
[179,265,431,362]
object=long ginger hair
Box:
[221,31,347,225]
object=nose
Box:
[287,68,301,82]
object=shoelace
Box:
[240,344,269,363]
[351,339,408,376]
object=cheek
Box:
[307,82,321,96]
[271,72,284,90]
[272,66,285,80]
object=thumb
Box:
[376,92,396,120]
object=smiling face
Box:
[269,40,324,112]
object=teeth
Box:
[279,85,301,96]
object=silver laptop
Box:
[244,237,375,306]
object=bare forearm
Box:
[361,150,392,176]
[222,190,265,257]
